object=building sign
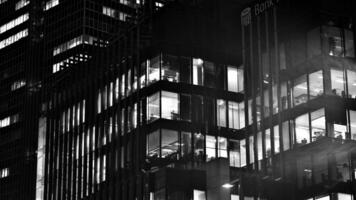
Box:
[241,0,280,26]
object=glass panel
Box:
[194,133,204,162]
[148,55,160,85]
[217,99,227,127]
[347,70,356,98]
[229,140,240,167]
[181,132,191,158]
[323,26,343,57]
[140,60,147,88]
[345,29,355,57]
[161,54,179,82]
[272,84,278,114]
[193,58,204,85]
[204,61,215,88]
[248,99,253,125]
[161,91,179,120]
[265,129,271,158]
[350,110,356,140]
[147,130,160,158]
[161,129,178,158]
[315,196,330,200]
[281,82,288,110]
[249,136,254,164]
[334,123,347,140]
[180,94,191,121]
[147,92,160,122]
[206,135,216,161]
[274,125,280,154]
[239,102,245,129]
[217,137,227,158]
[257,132,263,161]
[293,75,308,106]
[282,121,290,151]
[331,68,345,97]
[180,57,191,83]
[311,108,325,141]
[228,101,239,129]
[295,113,310,145]
[309,70,324,99]
[264,89,270,117]
[240,139,247,167]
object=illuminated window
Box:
[206,135,216,161]
[257,132,263,161]
[0,13,29,34]
[337,193,352,200]
[311,108,325,141]
[0,168,9,179]
[161,91,179,120]
[265,129,271,158]
[102,6,131,21]
[282,121,290,151]
[148,56,160,84]
[161,54,179,82]
[227,66,244,93]
[0,29,28,50]
[295,113,310,145]
[15,0,29,10]
[0,114,19,128]
[193,58,204,85]
[147,92,159,122]
[193,190,206,200]
[11,80,26,91]
[53,35,97,56]
[349,110,356,140]
[44,0,59,11]
[140,61,147,88]
[240,139,247,167]
[181,132,191,158]
[218,137,227,158]
[228,101,245,129]
[217,99,226,127]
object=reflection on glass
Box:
[295,113,310,145]
[161,54,179,82]
[309,70,324,99]
[281,82,288,110]
[334,124,347,139]
[193,58,204,85]
[293,75,308,106]
[331,68,345,97]
[350,110,356,140]
[147,130,160,158]
[147,92,160,122]
[161,91,179,120]
[148,56,160,84]
[311,108,325,141]
[194,133,204,162]
[206,135,216,161]
[140,61,147,88]
[181,132,191,158]
[347,70,356,98]
[217,99,227,127]
[161,129,178,158]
